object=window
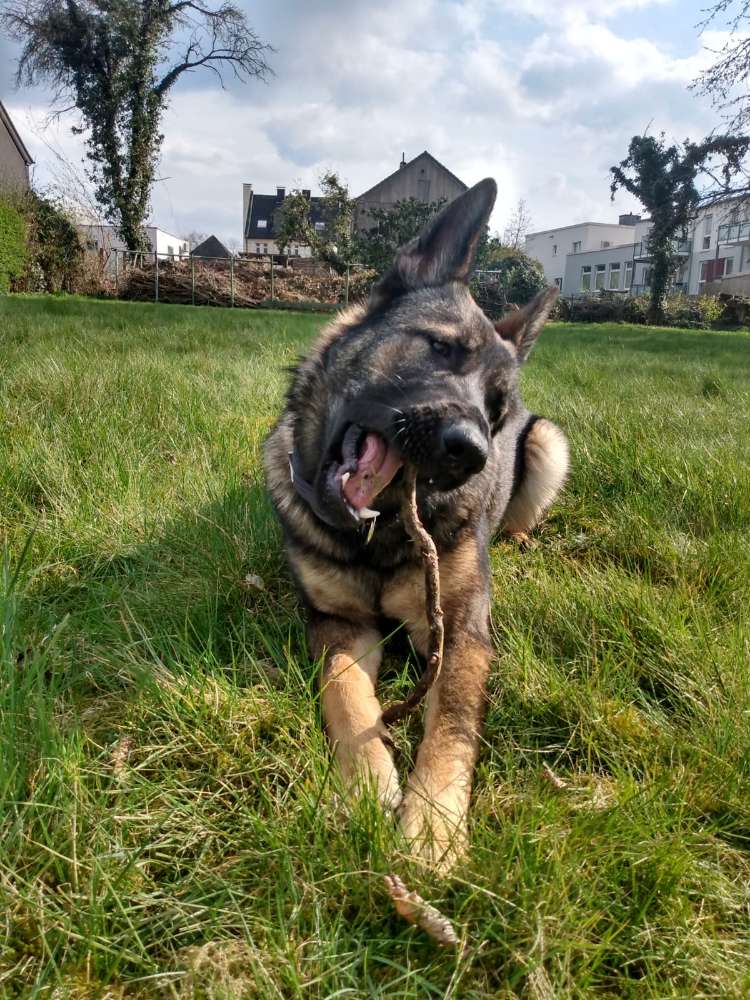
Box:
[601,240,611,249]
[257,219,267,229]
[167,245,174,259]
[702,214,712,250]
[595,264,606,290]
[262,243,268,254]
[609,262,621,290]
[314,221,325,232]
[572,241,582,253]
[552,244,558,256]
[625,261,633,287]
[255,243,261,254]
[555,277,563,289]
[699,261,708,284]
[742,245,750,271]
[725,256,734,276]
[581,266,591,291]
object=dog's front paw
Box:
[398,787,468,872]
[335,735,402,811]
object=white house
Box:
[525,215,641,289]
[557,198,750,298]
[79,224,190,272]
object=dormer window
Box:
[257,219,267,229]
[314,221,325,232]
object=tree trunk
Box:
[648,245,673,326]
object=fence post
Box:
[345,264,350,306]
[155,251,159,303]
[114,250,119,297]
[270,254,275,301]
[191,255,196,306]
[230,255,235,308]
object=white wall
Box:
[526,222,637,286]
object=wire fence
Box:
[92,249,374,310]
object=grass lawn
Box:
[1,294,749,998]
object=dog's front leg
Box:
[309,613,402,810]
[399,597,492,871]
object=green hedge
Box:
[0,197,27,293]
[557,291,744,329]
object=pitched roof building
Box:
[354,151,467,231]
[242,184,329,257]
[0,100,33,191]
[191,235,230,258]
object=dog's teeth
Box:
[366,519,376,544]
[288,453,294,483]
[341,472,350,486]
[346,502,359,520]
[358,507,379,519]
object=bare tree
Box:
[2,0,272,251]
[502,198,532,249]
[693,1,750,135]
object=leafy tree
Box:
[471,250,546,317]
[502,198,532,250]
[610,133,749,325]
[353,196,447,275]
[693,2,750,136]
[2,0,272,251]
[276,171,355,274]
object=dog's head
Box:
[289,178,558,531]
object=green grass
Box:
[1,294,749,998]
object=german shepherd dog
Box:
[265,179,569,869]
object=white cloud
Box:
[4,0,727,244]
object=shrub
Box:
[471,251,546,318]
[558,291,735,328]
[0,195,27,293]
[23,193,84,293]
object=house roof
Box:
[526,221,636,239]
[244,189,329,241]
[0,100,34,166]
[355,150,467,201]
[191,235,230,258]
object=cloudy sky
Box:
[0,0,733,244]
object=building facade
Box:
[0,101,33,191]
[557,200,749,299]
[354,151,467,232]
[525,217,640,289]
[78,224,189,273]
[242,184,318,257]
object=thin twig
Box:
[382,466,444,725]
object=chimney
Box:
[618,212,641,226]
[399,152,406,169]
[242,183,253,233]
[276,186,285,199]
[302,188,311,199]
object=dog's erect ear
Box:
[370,178,497,307]
[495,288,559,363]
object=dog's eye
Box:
[430,338,452,358]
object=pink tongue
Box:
[342,432,403,510]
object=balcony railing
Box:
[717,221,750,244]
[632,238,690,260]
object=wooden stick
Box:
[382,466,444,725]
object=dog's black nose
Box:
[440,420,488,476]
